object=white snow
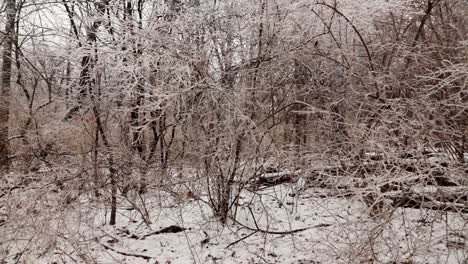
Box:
[1,182,466,264]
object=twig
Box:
[96,238,152,260]
[232,216,331,235]
[225,231,258,249]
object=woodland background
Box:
[0,0,467,263]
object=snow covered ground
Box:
[1,179,466,264]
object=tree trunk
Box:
[0,0,16,172]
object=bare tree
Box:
[0,0,16,172]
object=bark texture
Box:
[0,0,16,172]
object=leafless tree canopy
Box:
[0,0,467,263]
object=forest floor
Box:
[1,171,467,264]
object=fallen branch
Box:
[225,231,258,249]
[253,173,298,188]
[140,225,187,240]
[233,217,331,235]
[251,157,461,190]
[390,193,468,214]
[96,238,151,260]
